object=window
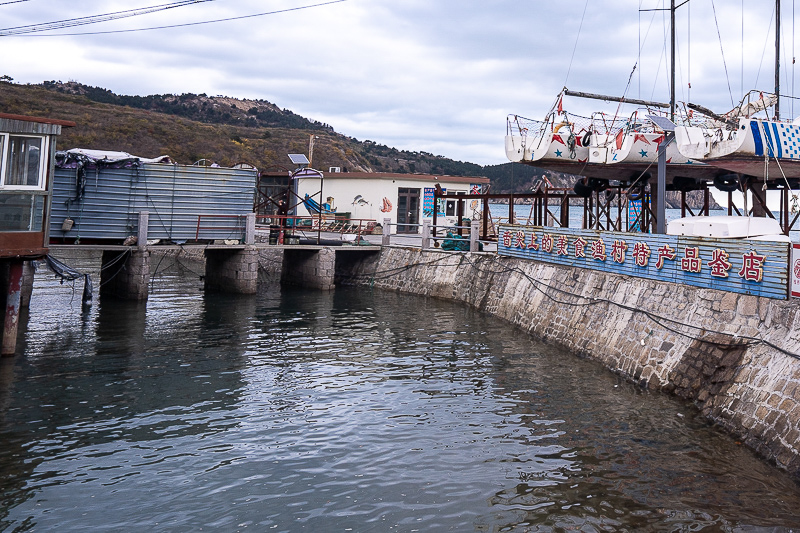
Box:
[1,135,47,189]
[0,134,50,231]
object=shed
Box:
[50,150,258,243]
[293,171,490,234]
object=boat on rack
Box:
[505,91,728,187]
[675,91,800,182]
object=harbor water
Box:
[1,255,800,531]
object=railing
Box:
[195,213,255,244]
[380,219,492,252]
[256,214,378,245]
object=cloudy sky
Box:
[0,0,794,166]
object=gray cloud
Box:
[1,0,792,165]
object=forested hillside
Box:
[0,79,717,207]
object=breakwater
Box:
[339,246,800,476]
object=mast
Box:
[776,0,781,120]
[671,0,676,121]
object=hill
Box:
[0,79,715,208]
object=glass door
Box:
[396,188,420,234]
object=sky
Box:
[0,0,796,166]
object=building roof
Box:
[0,113,76,136]
[311,171,490,184]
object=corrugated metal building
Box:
[50,150,257,243]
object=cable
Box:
[340,249,800,361]
[6,0,348,37]
[710,0,735,109]
[563,0,589,88]
[0,0,216,36]
[0,0,34,5]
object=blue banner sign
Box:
[498,225,790,299]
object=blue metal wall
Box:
[498,224,790,299]
[50,164,256,243]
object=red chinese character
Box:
[528,232,539,250]
[738,251,767,282]
[708,248,732,278]
[611,239,628,263]
[502,231,512,247]
[632,242,651,267]
[680,247,702,273]
[541,234,553,253]
[655,244,676,269]
[514,230,526,248]
[590,239,607,261]
[573,237,587,258]
[555,235,569,255]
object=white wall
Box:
[295,176,476,233]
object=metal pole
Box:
[670,0,676,121]
[776,0,781,120]
[656,133,674,234]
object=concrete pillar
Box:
[245,213,256,245]
[100,250,150,300]
[422,221,431,250]
[137,211,149,250]
[282,248,335,290]
[204,246,258,294]
[382,218,391,246]
[470,220,480,252]
[2,260,23,356]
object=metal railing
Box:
[380,219,491,252]
[195,213,255,244]
[256,214,379,245]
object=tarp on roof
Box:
[55,148,173,169]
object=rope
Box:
[710,0,736,109]
[563,0,590,87]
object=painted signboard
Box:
[422,187,447,217]
[792,244,800,298]
[498,224,790,299]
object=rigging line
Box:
[5,0,349,37]
[563,0,589,87]
[0,0,212,35]
[755,8,776,92]
[0,0,33,4]
[710,0,735,108]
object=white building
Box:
[293,170,490,234]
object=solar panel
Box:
[288,153,310,165]
[646,115,677,132]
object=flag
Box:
[557,96,563,115]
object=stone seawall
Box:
[341,246,800,476]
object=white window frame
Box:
[0,133,49,191]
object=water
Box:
[1,255,800,531]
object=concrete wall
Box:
[340,246,800,477]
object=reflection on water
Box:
[0,255,799,531]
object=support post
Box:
[470,220,480,252]
[382,218,391,246]
[656,133,673,234]
[2,260,24,356]
[245,213,256,245]
[137,211,149,250]
[422,221,431,250]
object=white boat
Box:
[603,111,694,166]
[505,112,591,164]
[667,215,791,242]
[675,92,800,181]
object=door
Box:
[397,188,420,234]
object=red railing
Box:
[195,214,248,241]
